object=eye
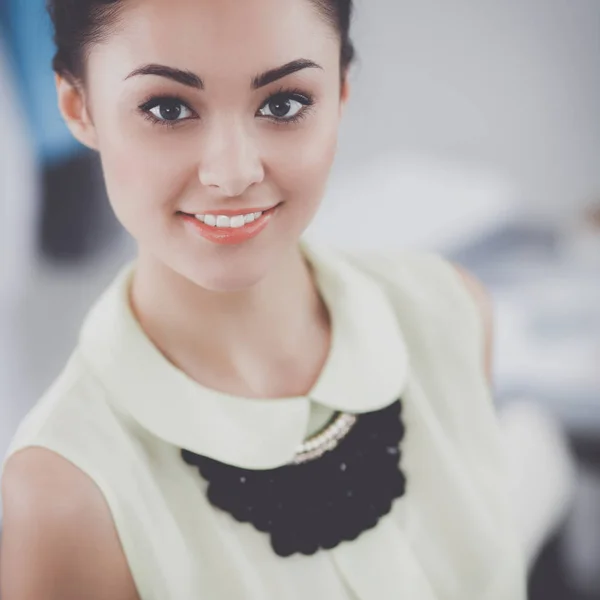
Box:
[139,97,196,124]
[149,100,193,121]
[257,92,313,122]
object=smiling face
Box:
[58,0,349,291]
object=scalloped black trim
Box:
[181,399,406,557]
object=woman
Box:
[0,1,527,598]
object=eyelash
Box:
[137,87,315,129]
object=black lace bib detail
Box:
[181,399,406,557]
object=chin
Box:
[161,225,300,293]
[179,256,273,294]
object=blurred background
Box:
[0,1,599,598]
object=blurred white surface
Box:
[491,247,600,432]
[340,0,600,221]
[0,40,39,455]
[306,154,518,253]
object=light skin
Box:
[0,0,493,597]
[58,0,349,399]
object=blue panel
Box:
[1,0,82,164]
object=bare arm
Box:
[453,264,494,386]
[0,447,140,600]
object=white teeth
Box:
[230,215,246,228]
[195,210,264,228]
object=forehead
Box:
[92,0,339,81]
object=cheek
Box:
[96,112,196,234]
[268,112,339,206]
[93,96,339,242]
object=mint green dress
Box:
[3,237,527,599]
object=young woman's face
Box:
[76,0,348,291]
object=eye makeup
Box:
[136,86,316,129]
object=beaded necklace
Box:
[181,398,406,557]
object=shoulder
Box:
[4,350,125,465]
[342,248,494,382]
[0,447,139,600]
[450,263,494,384]
[342,246,491,322]
[451,263,493,326]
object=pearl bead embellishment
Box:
[293,412,357,464]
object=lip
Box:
[181,203,281,246]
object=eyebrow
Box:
[124,59,322,90]
[251,59,322,89]
[125,64,204,88]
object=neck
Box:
[128,243,331,397]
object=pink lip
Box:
[181,203,281,245]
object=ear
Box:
[55,74,99,151]
[339,75,351,117]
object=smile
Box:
[180,203,282,245]
[194,211,264,228]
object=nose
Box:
[198,118,264,197]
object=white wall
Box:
[331,0,600,221]
[0,38,39,520]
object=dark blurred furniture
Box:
[528,432,600,600]
[39,150,121,262]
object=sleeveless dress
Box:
[1,237,527,600]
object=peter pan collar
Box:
[78,237,409,470]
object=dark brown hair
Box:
[47,0,356,83]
